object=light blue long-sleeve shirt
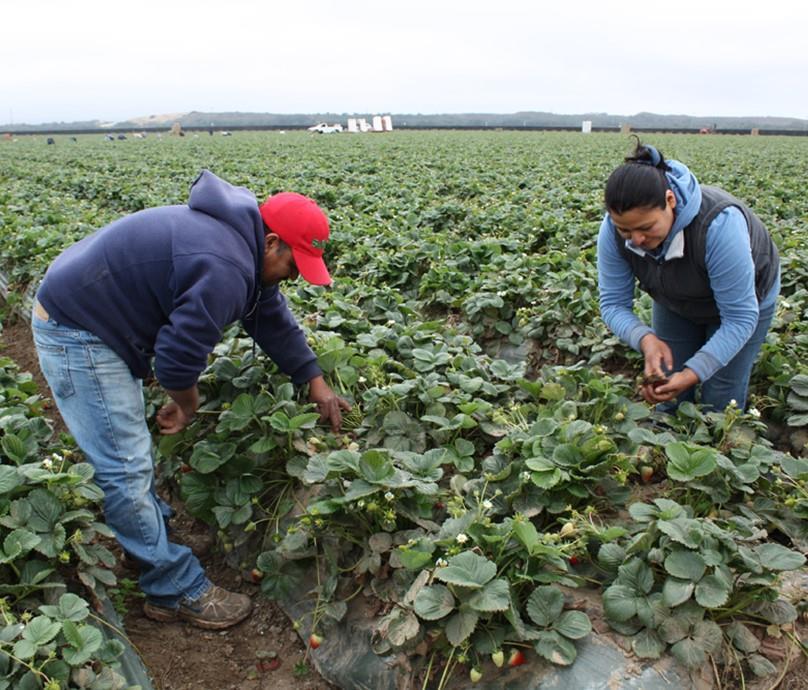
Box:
[597,162,779,383]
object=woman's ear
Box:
[665,190,677,210]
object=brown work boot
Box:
[143,585,253,630]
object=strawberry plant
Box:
[600,498,804,671]
[785,374,808,427]
[0,357,131,689]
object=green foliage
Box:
[601,497,804,669]
[2,132,807,685]
[0,358,129,688]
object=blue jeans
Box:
[652,300,776,411]
[32,310,209,607]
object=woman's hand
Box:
[308,375,351,432]
[639,333,673,380]
[638,334,698,403]
[642,369,700,403]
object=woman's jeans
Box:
[31,310,209,607]
[652,300,776,411]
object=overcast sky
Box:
[3,0,807,124]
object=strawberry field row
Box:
[1,131,806,688]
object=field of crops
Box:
[1,131,807,689]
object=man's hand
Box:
[308,375,351,433]
[157,386,200,435]
[156,402,195,435]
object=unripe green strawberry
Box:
[491,649,504,667]
[470,668,482,683]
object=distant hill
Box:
[4,110,808,132]
[125,112,189,127]
[155,110,808,131]
[3,119,108,132]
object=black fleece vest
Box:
[614,186,779,324]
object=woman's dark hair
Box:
[604,136,672,214]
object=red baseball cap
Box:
[258,192,332,286]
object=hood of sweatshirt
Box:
[666,160,702,236]
[654,159,703,260]
[188,169,266,283]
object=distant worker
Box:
[32,171,349,629]
[596,139,779,411]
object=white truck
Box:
[308,122,343,134]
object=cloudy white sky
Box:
[3,0,807,124]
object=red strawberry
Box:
[640,466,654,483]
[309,633,323,649]
[249,568,264,583]
[569,555,580,567]
[508,649,526,667]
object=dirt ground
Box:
[1,314,335,690]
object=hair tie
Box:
[643,145,662,167]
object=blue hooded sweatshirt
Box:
[596,160,779,382]
[36,170,322,390]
